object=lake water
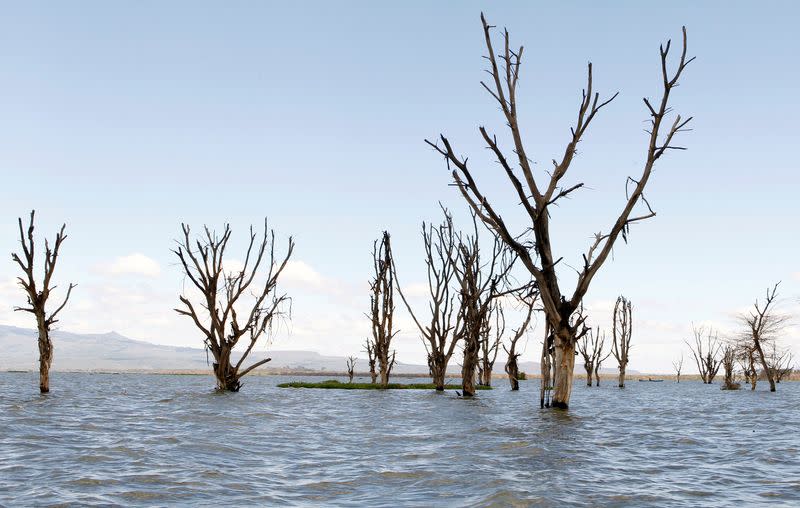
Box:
[1,372,798,507]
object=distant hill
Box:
[0,325,635,376]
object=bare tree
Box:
[737,340,759,390]
[174,221,292,391]
[686,324,722,384]
[11,211,76,393]
[346,356,356,384]
[369,232,397,387]
[478,300,505,386]
[672,353,684,383]
[578,327,606,388]
[394,210,462,391]
[364,338,378,384]
[426,13,694,408]
[611,296,633,388]
[593,331,612,387]
[740,283,789,392]
[721,345,740,390]
[768,344,794,383]
[504,291,537,391]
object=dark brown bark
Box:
[741,283,788,393]
[369,232,398,387]
[721,345,740,390]
[504,294,536,391]
[364,339,378,384]
[426,14,694,409]
[12,211,76,394]
[611,296,633,388]
[173,220,293,392]
[478,301,504,387]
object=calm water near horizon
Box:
[1,372,798,507]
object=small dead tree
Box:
[686,324,722,384]
[346,356,356,383]
[578,327,606,387]
[737,341,759,390]
[394,210,462,391]
[593,329,611,387]
[478,300,505,386]
[672,354,684,383]
[364,339,378,384]
[611,296,633,388]
[721,345,740,390]
[740,283,789,392]
[769,344,794,383]
[369,231,398,387]
[174,220,293,392]
[427,13,694,409]
[504,290,537,391]
[11,211,76,393]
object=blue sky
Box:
[1,1,798,373]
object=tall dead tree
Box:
[427,13,694,408]
[454,219,514,397]
[346,356,356,384]
[672,354,684,383]
[740,283,789,392]
[369,231,398,387]
[478,300,505,386]
[504,290,537,391]
[721,345,740,390]
[174,220,293,392]
[686,324,722,384]
[611,296,633,388]
[11,211,76,393]
[364,338,378,384]
[394,210,462,391]
[578,327,606,387]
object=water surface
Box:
[1,372,798,506]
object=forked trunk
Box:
[36,319,52,394]
[431,365,446,391]
[505,359,519,391]
[212,349,241,392]
[551,328,576,409]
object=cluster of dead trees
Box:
[679,283,794,391]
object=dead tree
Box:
[11,211,76,393]
[593,330,611,387]
[346,356,356,384]
[740,283,789,392]
[173,220,293,392]
[769,344,794,383]
[394,210,461,391]
[369,231,398,387]
[427,13,694,408]
[454,220,515,397]
[737,341,759,390]
[578,326,606,387]
[611,296,633,388]
[478,300,505,386]
[504,291,537,391]
[364,339,378,384]
[721,345,740,390]
[686,324,722,384]
[672,354,684,383]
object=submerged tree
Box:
[611,296,633,388]
[478,300,505,386]
[740,283,789,392]
[369,231,397,387]
[364,338,378,384]
[737,341,759,391]
[578,326,608,388]
[686,324,722,384]
[672,353,684,383]
[721,345,740,390]
[174,221,293,392]
[427,13,694,408]
[504,291,537,391]
[346,356,356,384]
[12,211,76,393]
[769,344,794,383]
[394,210,461,391]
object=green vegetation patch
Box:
[277,379,491,390]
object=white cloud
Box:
[281,260,325,288]
[102,253,161,277]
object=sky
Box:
[0,1,798,373]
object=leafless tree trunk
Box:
[478,301,505,386]
[686,324,722,384]
[740,283,788,393]
[346,356,356,384]
[578,326,607,387]
[394,209,462,391]
[11,211,76,394]
[504,292,537,391]
[611,296,633,388]
[173,220,293,392]
[769,344,794,383]
[364,339,378,384]
[721,345,740,390]
[737,342,758,390]
[672,354,684,383]
[369,232,398,387]
[593,331,611,387]
[540,323,554,408]
[427,13,694,408]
